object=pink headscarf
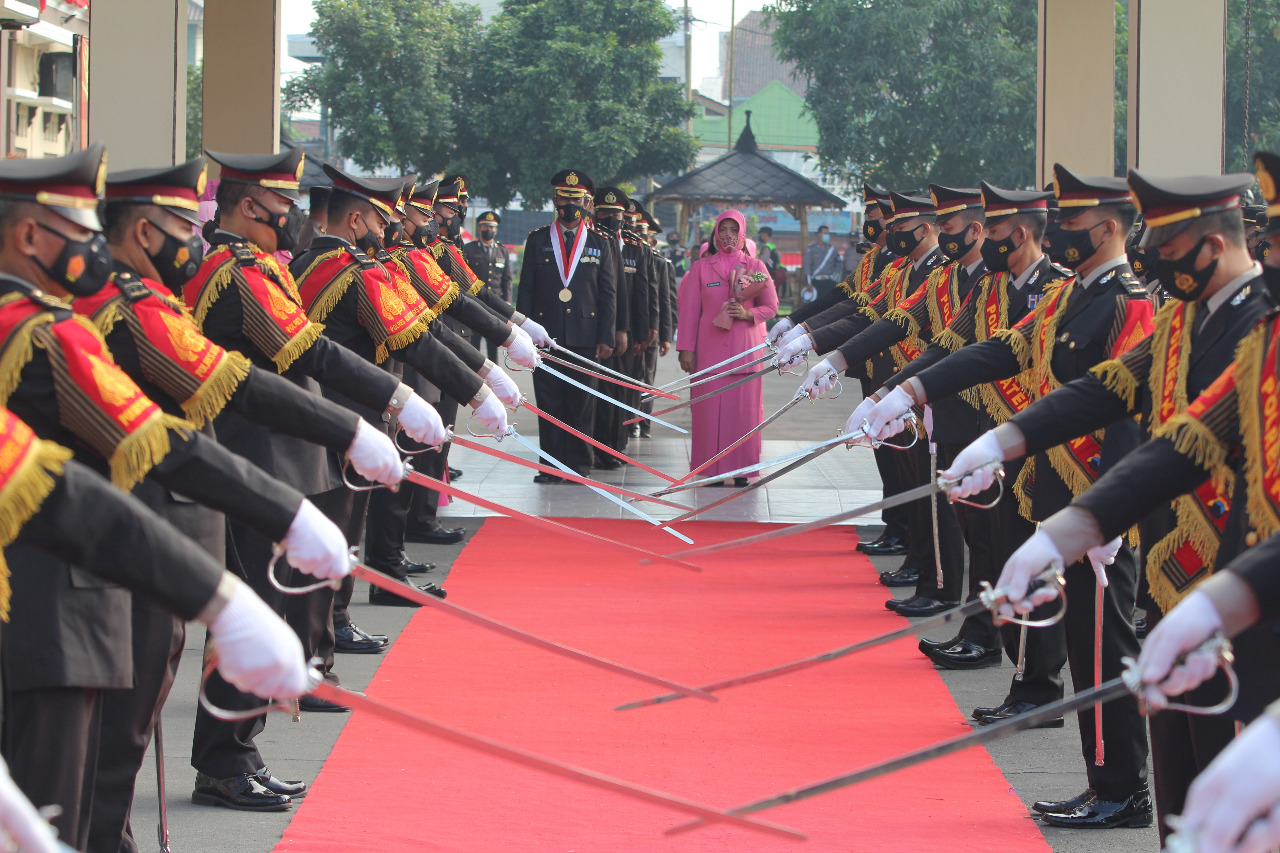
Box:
[745,238,757,258]
[710,209,748,280]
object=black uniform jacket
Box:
[789,247,898,327]
[517,223,617,349]
[462,238,512,304]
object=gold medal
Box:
[558,288,573,303]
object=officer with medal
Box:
[518,170,618,480]
[462,211,513,361]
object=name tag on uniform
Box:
[706,281,721,288]
[494,261,505,268]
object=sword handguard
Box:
[393,425,445,456]
[938,460,1006,509]
[341,458,396,493]
[860,417,920,451]
[978,563,1068,628]
[1122,633,1239,717]
[265,544,345,596]
[196,654,308,722]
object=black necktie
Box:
[1193,305,1209,337]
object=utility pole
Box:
[727,0,736,146]
[684,0,692,135]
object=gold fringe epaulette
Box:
[189,259,237,330]
[1155,411,1230,475]
[932,327,967,353]
[1089,358,1140,410]
[1231,320,1280,538]
[883,306,920,339]
[1013,456,1035,521]
[0,313,54,406]
[89,298,123,337]
[272,322,323,374]
[992,328,1033,372]
[181,350,251,426]
[108,410,194,492]
[0,438,71,619]
[375,321,428,366]
[1143,483,1233,614]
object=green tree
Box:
[284,0,478,175]
[450,0,698,209]
[186,63,202,161]
[1226,0,1280,173]
[766,0,1037,189]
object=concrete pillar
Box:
[1037,0,1116,185]
[1128,0,1226,173]
[88,0,186,169]
[202,0,281,166]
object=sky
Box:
[279,0,773,86]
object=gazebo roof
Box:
[650,112,845,209]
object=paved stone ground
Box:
[128,353,1159,852]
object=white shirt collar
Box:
[964,258,985,277]
[1079,255,1128,289]
[1011,255,1043,290]
[913,244,940,271]
[1203,262,1262,319]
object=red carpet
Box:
[274,519,1051,852]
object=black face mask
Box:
[980,230,1023,273]
[1047,221,1105,269]
[863,219,884,243]
[938,226,977,261]
[479,227,496,242]
[35,223,111,297]
[1154,236,1217,301]
[436,211,462,239]
[250,200,305,253]
[1253,240,1271,264]
[887,223,924,256]
[355,221,383,256]
[410,215,439,247]
[1128,246,1159,280]
[146,221,204,290]
[383,221,404,248]
[557,203,584,225]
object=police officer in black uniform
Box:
[462,211,513,361]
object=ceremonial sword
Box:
[649,341,770,395]
[663,350,783,396]
[516,396,680,484]
[664,637,1238,835]
[653,461,1004,563]
[401,461,701,571]
[267,555,714,701]
[197,659,804,841]
[538,350,679,399]
[544,342,672,395]
[616,566,1067,711]
[625,360,799,427]
[537,360,687,434]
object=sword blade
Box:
[352,565,712,700]
[539,362,688,434]
[541,351,678,399]
[308,681,805,841]
[617,598,989,711]
[676,395,806,484]
[653,429,866,497]
[505,430,693,544]
[658,481,940,563]
[519,399,679,484]
[626,364,773,426]
[550,341,668,393]
[402,464,700,571]
[447,432,688,510]
[664,678,1134,834]
[653,342,767,392]
[677,352,778,394]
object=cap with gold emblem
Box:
[551,169,593,199]
[1052,164,1133,225]
[594,186,628,213]
[406,179,437,214]
[0,142,107,231]
[476,210,501,227]
[980,181,1051,224]
[394,176,417,215]
[105,157,208,226]
[886,191,935,225]
[205,148,305,203]
[322,163,404,223]
[434,174,468,213]
[863,183,890,207]
[928,185,982,223]
[1129,169,1254,248]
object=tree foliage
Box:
[186,63,203,161]
[1226,0,1280,173]
[284,0,479,175]
[766,0,1037,189]
[450,0,698,208]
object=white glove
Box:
[1177,714,1280,853]
[799,358,838,399]
[484,366,521,407]
[1086,536,1122,588]
[865,385,915,441]
[520,317,553,348]
[471,393,508,436]
[505,328,539,369]
[347,420,402,485]
[993,529,1065,620]
[397,393,447,448]
[282,500,350,581]
[1136,589,1225,711]
[939,431,1003,500]
[0,756,57,853]
[208,578,309,700]
[844,396,877,438]
[767,318,794,345]
[777,332,815,367]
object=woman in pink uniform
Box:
[676,209,779,484]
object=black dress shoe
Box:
[638,427,650,438]
[254,768,307,799]
[532,473,561,484]
[976,699,1065,728]
[927,639,1002,669]
[448,467,462,480]
[334,624,387,654]
[857,533,890,553]
[299,695,349,713]
[402,559,438,575]
[594,456,622,470]
[889,597,957,617]
[861,536,908,555]
[733,477,749,487]
[191,772,290,811]
[368,577,447,606]
[879,567,919,587]
[1033,788,1098,815]
[918,635,961,656]
[1040,786,1152,829]
[405,524,466,545]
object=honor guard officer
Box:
[518,170,618,480]
[591,187,631,460]
[462,211,513,361]
[869,167,1157,828]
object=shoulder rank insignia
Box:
[114,272,151,303]
[230,243,259,268]
[1119,271,1147,297]
[1048,260,1073,278]
[350,249,378,270]
[1232,284,1253,306]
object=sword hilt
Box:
[978,563,1068,628]
[938,461,1006,509]
[265,544,345,596]
[1121,633,1238,717]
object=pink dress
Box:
[676,254,779,478]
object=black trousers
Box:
[891,437,963,602]
[591,353,626,456]
[861,379,909,542]
[638,344,659,436]
[2,686,101,850]
[405,396,459,532]
[533,345,597,475]
[1060,548,1149,799]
